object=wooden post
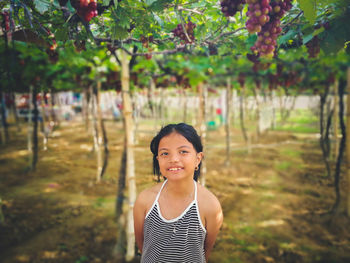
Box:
[183,88,188,123]
[346,67,350,217]
[225,78,231,167]
[28,85,33,168]
[198,83,207,186]
[334,80,339,160]
[95,81,103,182]
[121,50,136,261]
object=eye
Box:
[180,150,189,154]
[159,152,168,156]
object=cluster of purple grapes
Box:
[71,0,98,22]
[172,21,196,43]
[220,0,246,17]
[306,36,320,58]
[248,0,293,58]
[246,0,271,34]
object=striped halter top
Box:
[141,180,207,263]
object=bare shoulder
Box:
[135,182,163,211]
[197,183,222,215]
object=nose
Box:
[169,152,180,163]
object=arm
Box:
[133,191,147,253]
[204,198,223,262]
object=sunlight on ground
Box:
[0,149,28,159]
[257,219,286,227]
[79,144,91,151]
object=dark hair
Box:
[150,123,203,182]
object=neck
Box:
[165,177,194,198]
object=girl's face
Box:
[157,132,203,181]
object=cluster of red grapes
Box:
[71,0,98,22]
[1,11,12,41]
[246,0,271,34]
[306,36,320,58]
[140,36,154,60]
[172,21,196,43]
[220,0,246,17]
[140,35,154,48]
[45,29,59,63]
[1,11,10,32]
[248,0,293,59]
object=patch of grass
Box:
[280,148,301,158]
[275,161,293,171]
[239,244,260,252]
[236,225,255,234]
[274,125,319,134]
[93,197,114,208]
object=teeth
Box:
[169,168,182,171]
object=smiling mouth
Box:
[168,167,183,171]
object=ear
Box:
[196,152,203,166]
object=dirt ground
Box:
[0,120,349,263]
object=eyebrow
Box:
[158,145,192,151]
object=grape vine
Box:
[220,0,246,17]
[172,21,196,43]
[71,0,98,22]
[306,36,320,58]
[247,0,293,59]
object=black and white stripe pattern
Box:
[141,180,207,263]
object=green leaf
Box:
[246,34,257,48]
[103,0,110,6]
[313,27,325,36]
[113,0,119,9]
[152,12,164,28]
[320,13,350,54]
[298,0,317,25]
[146,0,158,6]
[112,25,129,40]
[34,0,51,14]
[55,26,69,41]
[148,0,173,12]
[278,29,298,45]
[302,33,314,44]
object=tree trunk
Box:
[28,86,33,168]
[160,88,165,126]
[225,78,231,167]
[319,88,332,179]
[279,93,297,125]
[239,85,248,142]
[11,92,21,132]
[253,87,261,138]
[83,88,90,132]
[50,89,59,127]
[31,85,39,171]
[121,50,136,261]
[346,67,350,217]
[90,86,98,153]
[148,78,157,132]
[270,91,276,129]
[41,91,49,151]
[114,144,127,258]
[92,85,102,181]
[331,79,346,214]
[333,80,339,160]
[198,84,207,186]
[0,89,9,144]
[95,81,109,182]
[183,88,188,123]
[232,88,237,127]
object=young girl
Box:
[133,123,223,263]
